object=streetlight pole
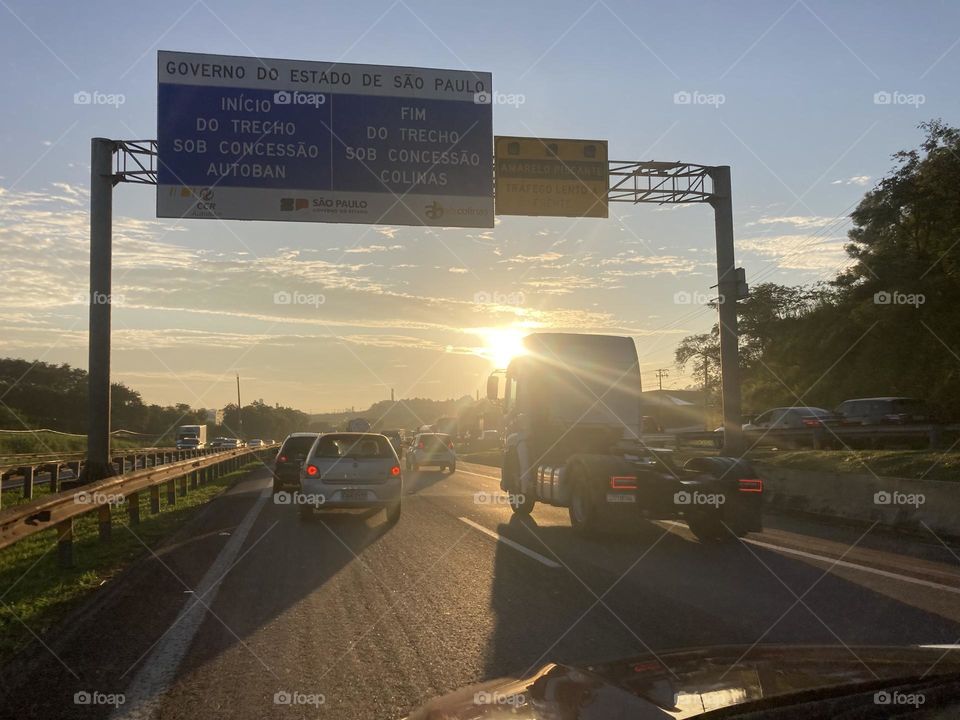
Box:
[236,373,242,438]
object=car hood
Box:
[403,644,960,719]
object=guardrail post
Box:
[128,491,141,525]
[98,504,112,541]
[178,475,188,497]
[68,460,81,481]
[149,485,161,514]
[166,479,176,506]
[57,518,74,568]
[190,470,199,490]
[21,466,34,500]
[49,464,60,493]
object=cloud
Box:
[746,215,835,229]
[738,234,852,272]
[830,175,872,186]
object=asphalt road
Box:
[3,461,960,719]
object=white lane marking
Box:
[113,486,271,720]
[662,521,960,595]
[458,517,560,568]
[454,467,500,480]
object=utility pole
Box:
[236,373,242,438]
[654,368,669,390]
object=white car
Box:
[299,433,402,523]
[405,433,456,473]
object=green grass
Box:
[0,432,160,456]
[750,449,960,482]
[0,462,260,667]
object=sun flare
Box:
[476,327,527,368]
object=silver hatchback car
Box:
[299,433,402,523]
[405,432,456,473]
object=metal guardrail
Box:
[0,446,276,566]
[0,447,232,500]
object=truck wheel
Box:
[686,513,728,543]
[568,466,600,536]
[385,500,401,524]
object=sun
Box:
[476,327,527,368]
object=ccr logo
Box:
[424,201,444,219]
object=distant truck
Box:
[175,424,207,450]
[486,333,763,542]
[346,418,371,432]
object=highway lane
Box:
[2,461,960,719]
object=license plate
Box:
[606,493,636,504]
[340,489,369,501]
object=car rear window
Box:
[313,434,394,459]
[280,435,317,456]
[420,434,451,448]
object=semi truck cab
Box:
[487,333,762,541]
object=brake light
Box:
[278,454,288,463]
[305,465,319,477]
[802,418,822,427]
[610,475,638,489]
[390,465,401,476]
[738,478,763,493]
[417,441,424,449]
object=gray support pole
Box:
[82,137,116,483]
[708,166,744,457]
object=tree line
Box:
[676,121,960,420]
[0,358,309,442]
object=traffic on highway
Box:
[2,1,960,718]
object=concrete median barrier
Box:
[755,462,960,538]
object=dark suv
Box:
[834,397,930,425]
[273,432,319,493]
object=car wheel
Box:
[385,500,401,524]
[449,462,456,474]
[568,466,599,535]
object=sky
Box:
[1,0,958,413]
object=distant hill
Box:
[310,396,501,434]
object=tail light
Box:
[738,478,763,493]
[305,464,319,477]
[447,441,454,449]
[417,441,424,449]
[278,454,288,463]
[390,465,401,476]
[802,418,822,427]
[610,475,638,489]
